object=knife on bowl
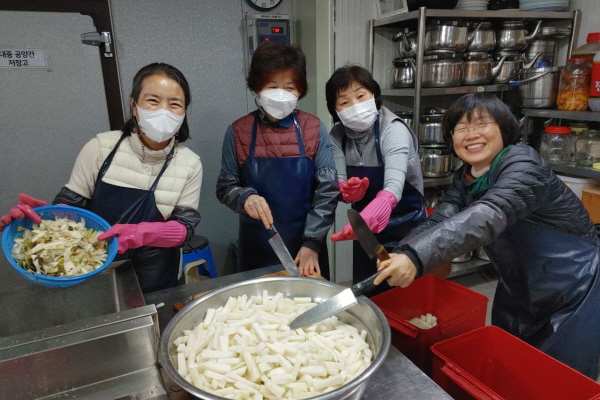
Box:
[268,224,300,276]
[289,209,390,329]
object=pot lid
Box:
[428,19,469,27]
[420,146,452,155]
[502,20,526,28]
[395,111,414,117]
[545,126,570,134]
[470,21,492,29]
[465,51,491,60]
[539,26,571,38]
[392,57,413,67]
[522,62,563,73]
[424,50,462,60]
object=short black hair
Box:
[122,63,192,142]
[247,43,308,99]
[325,65,382,123]
[442,93,521,150]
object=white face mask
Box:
[136,106,185,143]
[256,89,298,120]
[336,97,378,132]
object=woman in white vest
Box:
[1,63,203,293]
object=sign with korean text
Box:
[0,50,47,68]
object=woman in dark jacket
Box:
[216,43,338,277]
[376,93,600,379]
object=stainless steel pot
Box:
[422,50,464,87]
[425,20,473,52]
[496,20,542,51]
[492,52,541,83]
[463,52,506,85]
[537,25,571,39]
[451,154,464,171]
[391,58,416,88]
[393,29,418,58]
[159,277,391,400]
[418,109,445,144]
[509,64,562,108]
[452,251,472,263]
[467,22,496,52]
[525,40,558,66]
[420,146,452,177]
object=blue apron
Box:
[460,172,600,379]
[238,113,329,277]
[344,118,425,295]
[89,133,180,293]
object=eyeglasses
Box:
[451,121,496,136]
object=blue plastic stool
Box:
[181,235,217,284]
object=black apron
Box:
[344,118,426,296]
[89,133,180,293]
[238,113,329,278]
[460,171,600,379]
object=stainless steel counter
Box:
[145,266,453,400]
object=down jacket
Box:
[395,143,600,378]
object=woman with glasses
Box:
[325,65,425,296]
[376,92,600,379]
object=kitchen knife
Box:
[268,225,300,276]
[289,210,391,329]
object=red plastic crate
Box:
[431,326,600,400]
[371,275,488,376]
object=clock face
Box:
[246,0,283,11]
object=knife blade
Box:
[268,225,300,276]
[347,208,391,263]
[289,210,391,329]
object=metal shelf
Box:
[424,173,454,187]
[374,9,575,27]
[523,109,600,122]
[449,257,493,278]
[382,84,513,97]
[549,164,600,180]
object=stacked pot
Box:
[418,109,453,177]
[392,20,570,89]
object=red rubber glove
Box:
[0,193,48,232]
[331,190,398,242]
[340,177,369,203]
[98,221,187,254]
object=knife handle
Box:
[352,272,380,297]
[375,245,391,262]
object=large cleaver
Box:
[289,209,390,329]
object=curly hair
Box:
[247,43,308,98]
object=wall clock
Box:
[246,0,283,12]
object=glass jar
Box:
[575,130,600,166]
[557,58,592,111]
[540,126,570,164]
[562,123,589,165]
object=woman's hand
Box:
[1,193,47,232]
[375,253,417,288]
[295,246,320,277]
[244,194,273,229]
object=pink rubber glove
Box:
[98,221,187,254]
[340,177,369,203]
[331,190,398,242]
[0,193,48,232]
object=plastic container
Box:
[557,58,592,111]
[1,205,118,288]
[590,51,600,111]
[539,126,570,164]
[371,275,488,376]
[431,326,600,400]
[556,174,599,199]
[572,32,600,59]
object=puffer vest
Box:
[96,131,201,219]
[232,110,321,165]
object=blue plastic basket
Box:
[1,205,118,288]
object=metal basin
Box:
[159,277,391,400]
[0,260,144,338]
